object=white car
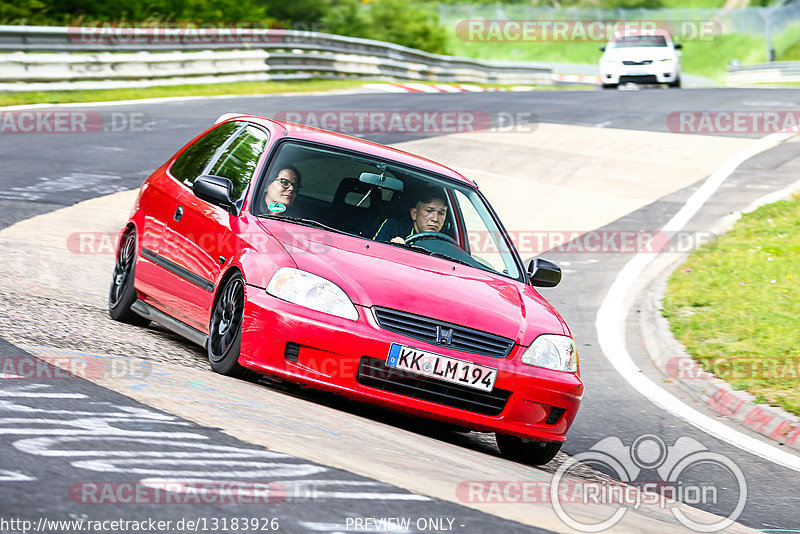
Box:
[599,30,682,89]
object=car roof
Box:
[214,113,474,186]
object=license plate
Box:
[626,69,648,76]
[385,343,497,392]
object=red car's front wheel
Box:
[208,272,258,381]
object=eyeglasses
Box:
[273,177,301,191]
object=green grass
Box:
[659,0,726,7]
[0,79,560,107]
[779,41,800,61]
[681,33,767,81]
[446,27,770,82]
[775,21,800,61]
[663,192,800,417]
[0,79,371,107]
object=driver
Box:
[374,189,448,244]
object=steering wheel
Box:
[405,232,457,246]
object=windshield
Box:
[252,140,522,280]
[610,35,668,48]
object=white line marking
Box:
[0,469,35,482]
[72,458,326,477]
[595,129,800,472]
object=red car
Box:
[109,114,583,465]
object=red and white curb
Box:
[599,130,800,472]
[363,83,535,93]
[643,271,800,454]
[552,73,602,85]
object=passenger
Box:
[264,166,302,212]
[374,189,448,244]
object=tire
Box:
[668,77,681,88]
[207,272,259,381]
[601,83,618,89]
[108,228,149,326]
[496,433,562,465]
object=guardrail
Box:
[727,61,800,86]
[0,25,553,92]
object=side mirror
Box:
[193,175,236,213]
[674,43,682,49]
[527,258,561,287]
[599,45,606,52]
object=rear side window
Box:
[207,126,269,199]
[170,121,240,187]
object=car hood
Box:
[262,221,568,344]
[602,47,676,62]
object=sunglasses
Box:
[273,177,302,191]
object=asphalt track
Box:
[1,87,800,533]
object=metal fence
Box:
[0,25,553,92]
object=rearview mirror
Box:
[599,45,606,52]
[527,258,561,287]
[675,43,682,49]
[193,175,236,213]
[359,171,404,192]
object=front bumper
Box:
[239,287,584,443]
[601,62,679,84]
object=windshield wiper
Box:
[263,215,351,236]
[427,251,475,268]
[388,241,474,268]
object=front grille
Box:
[372,307,514,358]
[356,356,511,416]
[622,60,653,65]
[619,74,658,84]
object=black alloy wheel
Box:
[208,273,258,381]
[108,228,149,326]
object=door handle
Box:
[173,206,184,222]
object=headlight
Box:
[266,267,358,320]
[659,58,674,62]
[520,334,578,372]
